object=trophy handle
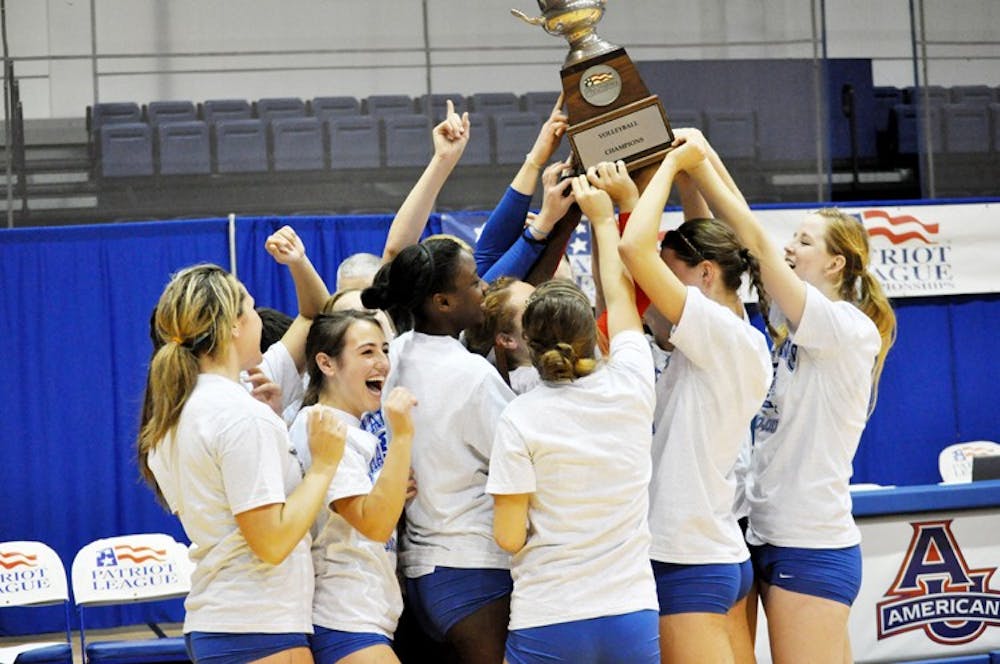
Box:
[510,8,545,26]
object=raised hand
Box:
[432,99,471,164]
[571,173,615,227]
[244,367,283,417]
[264,225,306,265]
[530,157,576,237]
[307,407,347,472]
[526,92,569,168]
[586,160,639,212]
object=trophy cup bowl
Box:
[512,0,618,67]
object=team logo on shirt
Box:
[860,209,954,295]
[876,520,1000,644]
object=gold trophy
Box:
[513,0,674,173]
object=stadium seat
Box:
[666,108,702,131]
[890,103,943,154]
[270,117,325,171]
[0,541,73,664]
[383,114,432,167]
[941,104,990,154]
[416,93,467,121]
[213,119,268,173]
[156,121,211,175]
[363,95,414,116]
[873,86,903,134]
[327,115,380,169]
[949,84,994,106]
[145,101,197,126]
[310,96,361,122]
[471,92,520,115]
[903,84,949,107]
[461,113,491,166]
[255,97,306,122]
[99,123,154,177]
[704,109,757,159]
[71,534,194,664]
[522,91,562,117]
[200,99,252,123]
[89,102,142,134]
[491,112,541,165]
[990,103,1000,153]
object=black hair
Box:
[257,306,293,352]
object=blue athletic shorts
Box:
[184,632,308,664]
[750,543,863,607]
[405,567,513,642]
[736,557,754,601]
[651,560,742,615]
[309,626,391,664]
[506,610,659,664]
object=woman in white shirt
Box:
[287,310,416,664]
[488,176,660,664]
[138,264,347,664]
[676,130,897,664]
[618,154,773,664]
[361,238,516,664]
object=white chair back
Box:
[0,541,69,607]
[938,440,1000,484]
[70,533,194,607]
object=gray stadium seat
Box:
[991,103,1000,153]
[89,102,142,134]
[471,92,520,115]
[941,104,990,154]
[890,103,943,154]
[270,117,325,171]
[255,97,306,122]
[666,108,702,131]
[327,115,380,169]
[704,109,757,159]
[949,85,994,106]
[364,95,414,116]
[146,101,197,125]
[310,96,360,122]
[873,86,903,134]
[522,91,562,117]
[903,85,949,107]
[416,93,467,121]
[201,99,252,123]
[491,112,541,165]
[214,119,268,173]
[156,120,211,175]
[383,114,433,167]
[99,122,153,177]
[461,113,491,166]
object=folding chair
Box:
[939,441,1000,484]
[0,541,73,664]
[71,534,194,664]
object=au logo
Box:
[877,520,1000,644]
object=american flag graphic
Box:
[0,550,39,570]
[863,210,939,245]
[96,544,168,567]
[584,72,615,87]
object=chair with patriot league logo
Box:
[938,441,1000,484]
[0,541,74,664]
[70,534,194,664]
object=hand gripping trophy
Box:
[512,0,674,173]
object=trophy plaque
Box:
[512,0,674,173]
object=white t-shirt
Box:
[386,331,515,577]
[649,288,771,564]
[256,340,306,426]
[289,405,402,637]
[508,364,541,395]
[486,330,659,630]
[747,284,881,548]
[147,373,312,634]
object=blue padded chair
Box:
[461,113,491,166]
[89,102,142,134]
[492,112,541,164]
[383,114,432,167]
[270,117,325,171]
[99,123,154,177]
[199,99,252,124]
[471,92,520,116]
[255,97,306,123]
[363,95,414,116]
[327,116,380,169]
[522,91,562,117]
[71,534,194,664]
[667,108,702,131]
[873,86,903,135]
[904,84,949,107]
[213,119,268,173]
[416,93,467,121]
[0,541,74,664]
[310,96,361,122]
[949,84,994,106]
[156,121,211,175]
[941,103,990,154]
[145,101,197,126]
[704,109,757,160]
[891,103,943,154]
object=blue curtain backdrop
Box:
[1,213,997,636]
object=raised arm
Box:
[334,388,417,543]
[382,100,470,263]
[572,175,640,339]
[678,130,807,325]
[235,409,346,565]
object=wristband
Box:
[522,226,548,245]
[525,154,544,170]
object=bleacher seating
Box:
[522,91,562,117]
[417,93,467,121]
[903,84,949,107]
[461,113,492,166]
[89,102,142,135]
[991,103,1000,153]
[667,108,702,131]
[704,109,757,160]
[270,117,325,171]
[949,84,994,106]
[364,95,414,116]
[200,99,252,123]
[214,118,268,173]
[472,92,520,115]
[941,103,990,154]
[146,101,197,125]
[156,121,211,175]
[890,103,943,154]
[255,97,307,122]
[99,123,153,178]
[383,114,433,167]
[310,96,361,122]
[491,112,541,165]
[328,115,380,169]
